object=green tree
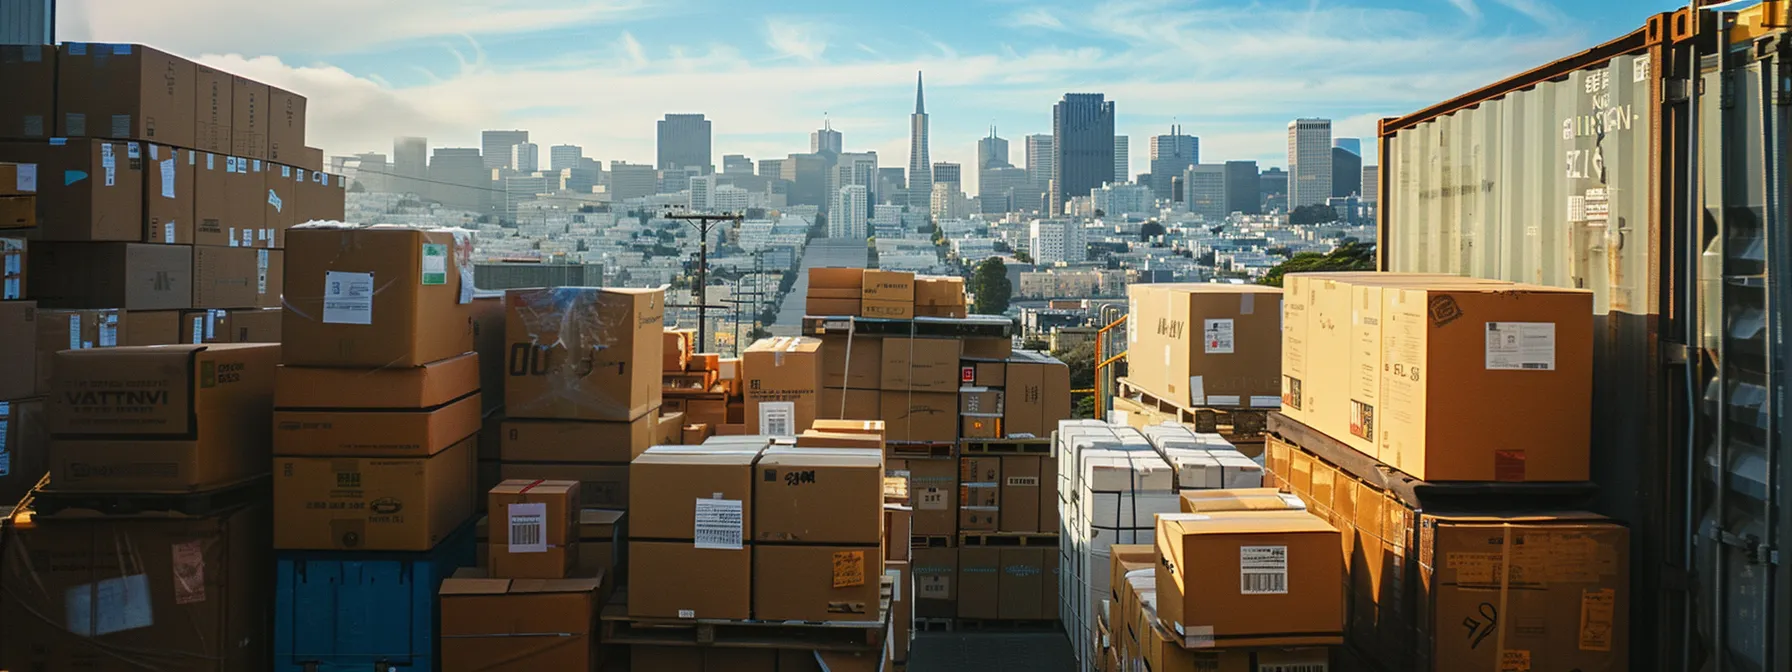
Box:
[1074,396,1097,420]
[1013,249,1033,264]
[969,258,1012,315]
[1289,204,1338,226]
[747,326,772,341]
[1139,221,1166,240]
[1259,238,1377,288]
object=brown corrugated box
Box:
[861,270,914,301]
[743,336,821,435]
[0,301,37,399]
[198,306,281,343]
[663,328,693,371]
[576,509,624,580]
[807,267,863,295]
[907,457,957,536]
[500,462,628,509]
[276,352,477,408]
[0,399,46,507]
[194,64,233,153]
[267,86,307,165]
[961,416,999,439]
[998,455,1041,532]
[487,479,580,579]
[963,337,1012,360]
[819,387,880,422]
[272,389,479,456]
[30,242,192,311]
[629,446,759,541]
[753,545,882,621]
[284,226,475,368]
[812,419,885,436]
[501,414,656,463]
[879,337,960,392]
[822,334,881,389]
[956,547,1000,618]
[504,287,662,422]
[965,360,1005,387]
[0,139,142,240]
[193,244,263,308]
[805,297,859,316]
[958,455,999,532]
[915,275,965,307]
[628,541,751,619]
[144,144,195,244]
[656,410,684,445]
[438,570,603,671]
[1127,283,1283,409]
[224,158,268,248]
[265,163,301,246]
[0,45,55,139]
[49,343,276,492]
[193,151,229,246]
[32,308,121,396]
[794,430,882,450]
[884,504,912,562]
[1039,456,1058,533]
[755,447,883,544]
[121,309,186,345]
[231,75,269,159]
[861,299,914,320]
[960,387,1003,416]
[1003,351,1071,438]
[1155,510,1344,648]
[998,548,1050,619]
[1180,487,1306,513]
[56,43,195,148]
[274,435,475,550]
[913,547,957,618]
[881,391,956,442]
[0,192,30,229]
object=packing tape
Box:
[519,479,546,494]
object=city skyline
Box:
[56,0,1687,185]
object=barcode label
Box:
[759,401,795,436]
[1260,665,1328,672]
[1485,322,1556,371]
[1240,545,1288,595]
[693,498,743,550]
[506,502,547,553]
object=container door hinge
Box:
[1714,527,1779,565]
[1666,79,1691,104]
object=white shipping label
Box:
[886,569,901,602]
[1188,375,1205,407]
[918,575,950,599]
[1485,322,1556,371]
[506,502,548,553]
[65,574,154,636]
[1259,663,1329,672]
[1204,319,1235,354]
[160,159,175,198]
[678,609,696,619]
[191,317,204,344]
[1240,545,1289,595]
[257,250,269,294]
[420,243,448,285]
[918,487,948,510]
[1207,395,1241,407]
[267,189,282,213]
[1249,395,1281,408]
[758,401,796,436]
[14,164,35,192]
[67,314,80,349]
[693,498,744,550]
[321,271,375,325]
[228,228,237,247]
[164,222,174,243]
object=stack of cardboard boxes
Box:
[0,162,39,504]
[662,326,742,439]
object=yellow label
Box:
[1499,649,1531,671]
[1579,588,1616,651]
[832,550,865,588]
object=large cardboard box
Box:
[56,43,195,148]
[273,435,476,550]
[963,337,1012,360]
[1003,351,1071,438]
[500,462,628,509]
[861,299,914,320]
[1155,510,1343,648]
[120,310,186,345]
[959,455,999,533]
[1039,456,1058,533]
[1279,275,1316,427]
[49,343,276,492]
[628,446,759,541]
[822,335,881,390]
[0,504,270,672]
[818,387,880,421]
[31,242,191,311]
[907,457,957,536]
[501,414,656,463]
[284,226,475,368]
[144,144,195,244]
[231,75,269,159]
[957,547,1000,619]
[576,509,625,580]
[755,447,883,544]
[32,308,122,396]
[879,337,960,392]
[861,270,915,301]
[881,392,956,443]
[0,301,37,399]
[1126,283,1283,409]
[0,45,55,140]
[193,244,264,308]
[998,548,1048,619]
[915,275,964,307]
[999,455,1042,532]
[743,336,822,435]
[275,352,477,408]
[0,139,142,240]
[438,572,602,671]
[193,151,230,246]
[806,297,859,316]
[0,399,46,507]
[199,306,280,343]
[265,163,301,246]
[807,267,863,297]
[794,430,882,451]
[504,287,662,422]
[754,545,883,621]
[912,547,957,618]
[274,353,480,456]
[224,158,269,248]
[267,86,308,165]
[194,64,233,153]
[628,541,751,619]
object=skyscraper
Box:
[1224,160,1261,215]
[689,174,716,210]
[907,72,932,212]
[1287,118,1333,208]
[512,142,540,174]
[1112,135,1129,186]
[781,153,829,208]
[481,130,528,171]
[1148,128,1198,202]
[1260,167,1289,212]
[811,118,843,156]
[723,154,754,175]
[549,144,583,172]
[1185,164,1227,221]
[758,158,785,179]
[657,113,713,173]
[1333,138,1362,156]
[1025,134,1054,211]
[394,136,427,195]
[1361,165,1380,203]
[829,152,879,215]
[608,162,658,202]
[979,166,1029,215]
[1030,218,1086,264]
[1051,93,1116,214]
[977,127,1010,170]
[1331,140,1362,198]
[427,147,486,211]
[932,162,962,195]
[833,185,869,239]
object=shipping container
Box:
[1378,5,1792,670]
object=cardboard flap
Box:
[579,509,624,526]
[440,577,513,595]
[510,576,603,594]
[490,479,579,497]
[759,447,883,467]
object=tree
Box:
[747,326,772,341]
[1140,221,1166,240]
[1259,238,1377,288]
[969,258,1012,315]
[1013,249,1034,264]
[1289,204,1338,226]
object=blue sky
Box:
[62,0,1693,189]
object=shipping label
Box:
[506,502,548,553]
[1579,588,1616,651]
[693,498,744,550]
[171,540,207,605]
[65,574,154,636]
[1485,322,1556,370]
[321,271,374,325]
[758,401,795,436]
[1204,318,1234,354]
[918,487,948,510]
[420,243,448,285]
[832,551,866,588]
[1239,545,1289,594]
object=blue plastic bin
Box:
[274,521,476,672]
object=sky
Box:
[61,0,1694,192]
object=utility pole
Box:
[664,210,743,352]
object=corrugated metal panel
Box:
[0,0,53,46]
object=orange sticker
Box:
[832,550,865,588]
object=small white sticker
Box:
[693,498,744,550]
[257,250,269,294]
[1240,545,1289,595]
[267,189,282,212]
[227,228,238,247]
[1485,322,1556,371]
[67,314,80,349]
[677,609,695,619]
[918,487,948,510]
[758,401,795,436]
[1249,395,1281,408]
[1204,318,1235,354]
[160,159,175,198]
[321,271,374,325]
[1188,375,1205,407]
[506,502,548,553]
[191,317,204,344]
[163,222,174,243]
[14,164,35,193]
[420,243,448,285]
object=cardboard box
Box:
[198,306,280,343]
[487,543,578,580]
[998,548,1048,619]
[959,455,1000,532]
[886,559,913,662]
[754,545,883,621]
[628,541,752,619]
[962,337,1011,360]
[275,352,477,408]
[0,139,142,240]
[194,64,233,153]
[30,242,191,311]
[121,309,185,345]
[884,505,912,562]
[500,462,628,509]
[576,508,625,579]
[957,547,1001,618]
[915,304,968,318]
[32,308,121,396]
[908,458,957,536]
[49,343,276,492]
[813,419,885,436]
[861,299,915,320]
[0,301,37,399]
[231,75,269,159]
[999,456,1042,532]
[657,410,684,443]
[193,151,229,246]
[504,286,662,421]
[0,399,46,507]
[0,193,30,229]
[56,43,195,148]
[191,244,262,308]
[0,45,55,140]
[628,446,759,541]
[284,226,476,368]
[913,547,957,618]
[267,86,307,164]
[861,270,915,301]
[879,337,960,392]
[822,335,881,389]
[755,447,883,544]
[144,144,195,244]
[1126,283,1283,409]
[274,435,476,550]
[663,328,693,371]
[805,297,859,316]
[0,504,270,672]
[881,392,957,442]
[682,423,713,445]
[961,416,1000,439]
[438,572,602,671]
[225,157,269,248]
[1039,455,1058,533]
[1004,351,1071,438]
[500,414,656,463]
[265,163,300,246]
[273,392,480,456]
[964,360,1005,387]
[915,275,965,307]
[486,480,579,578]
[743,336,822,435]
[794,430,883,450]
[1180,488,1307,513]
[818,387,880,421]
[469,293,506,415]
[960,387,1004,416]
[1,234,23,299]
[1155,510,1343,647]
[808,267,864,294]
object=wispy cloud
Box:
[765,18,828,61]
[1008,8,1067,30]
[1492,0,1567,25]
[1446,0,1484,21]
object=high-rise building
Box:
[427,147,487,211]
[1288,118,1333,208]
[350,152,390,192]
[931,183,970,221]
[1361,165,1380,203]
[511,142,540,174]
[758,158,785,179]
[1260,167,1289,213]
[549,144,583,172]
[657,113,713,173]
[1184,164,1228,221]
[907,72,933,212]
[1333,138,1362,157]
[1332,143,1362,198]
[1224,160,1261,215]
[608,162,658,202]
[932,162,962,195]
[1029,218,1086,264]
[877,167,905,203]
[829,152,879,215]
[689,174,716,210]
[723,154,754,175]
[1112,135,1129,186]
[1091,183,1152,217]
[811,119,843,156]
[503,174,549,221]
[393,137,427,195]
[979,166,1029,215]
[714,185,750,213]
[833,185,869,239]
[977,128,1010,170]
[1025,134,1054,213]
[781,153,830,208]
[1051,93,1116,214]
[1148,128,1198,202]
[481,130,528,171]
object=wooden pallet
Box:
[959,438,1050,455]
[958,532,1059,547]
[910,534,953,549]
[1115,377,1274,441]
[914,618,956,633]
[954,618,1061,632]
[27,475,271,518]
[600,581,892,652]
[886,441,955,459]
